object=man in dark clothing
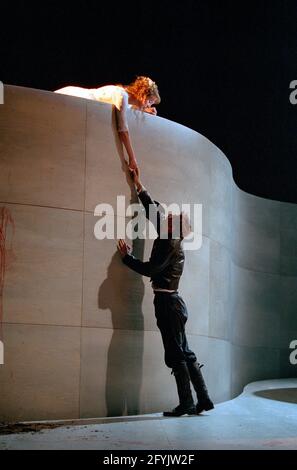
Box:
[117,169,214,417]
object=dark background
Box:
[1,0,297,203]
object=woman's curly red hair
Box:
[125,76,161,105]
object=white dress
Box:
[54,85,130,132]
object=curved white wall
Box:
[0,85,296,421]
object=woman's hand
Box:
[144,106,157,115]
[128,158,139,172]
[117,239,132,257]
[130,167,143,192]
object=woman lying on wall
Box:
[55,76,161,171]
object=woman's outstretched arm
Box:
[116,90,138,170]
[118,130,138,170]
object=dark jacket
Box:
[122,189,184,290]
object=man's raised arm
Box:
[130,168,163,234]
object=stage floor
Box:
[1,378,297,450]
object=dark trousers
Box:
[153,292,197,369]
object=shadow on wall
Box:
[98,117,146,416]
[98,240,145,416]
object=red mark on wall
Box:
[0,207,15,339]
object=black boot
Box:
[187,361,214,414]
[163,363,196,417]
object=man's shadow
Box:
[98,238,145,417]
[98,115,146,416]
